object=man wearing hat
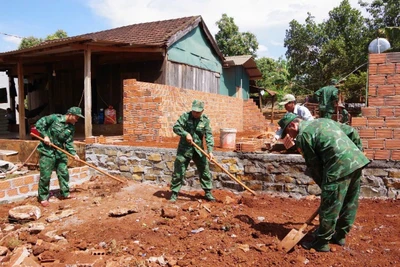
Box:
[275,94,313,140]
[35,106,84,207]
[278,114,369,252]
[170,100,215,202]
[335,102,351,125]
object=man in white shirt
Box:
[275,94,314,139]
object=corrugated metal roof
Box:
[224,55,262,80]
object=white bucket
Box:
[220,128,237,149]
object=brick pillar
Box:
[356,53,400,160]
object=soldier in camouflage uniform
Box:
[170,100,215,202]
[315,80,339,119]
[278,113,370,252]
[35,107,84,207]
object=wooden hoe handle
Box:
[31,133,126,184]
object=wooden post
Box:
[17,61,26,139]
[84,48,92,138]
[271,96,275,124]
[259,92,263,112]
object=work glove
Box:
[208,152,214,161]
[74,154,80,160]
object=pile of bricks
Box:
[235,138,266,152]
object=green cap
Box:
[278,113,297,138]
[191,100,204,112]
[66,106,84,118]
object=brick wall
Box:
[355,52,400,160]
[0,166,90,203]
[123,80,269,142]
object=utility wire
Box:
[0,32,24,39]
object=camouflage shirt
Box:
[315,85,338,113]
[35,114,77,158]
[173,112,214,158]
[296,119,369,185]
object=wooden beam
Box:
[71,44,164,53]
[84,49,92,138]
[17,61,26,139]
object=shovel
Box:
[191,141,256,196]
[278,208,319,252]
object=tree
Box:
[360,0,400,30]
[284,0,371,101]
[19,36,43,49]
[215,14,259,57]
[19,29,68,49]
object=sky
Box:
[0,0,372,107]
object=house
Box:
[0,15,263,139]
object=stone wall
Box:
[86,144,400,199]
[122,80,268,142]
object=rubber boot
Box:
[302,239,330,252]
[331,233,346,246]
[170,191,178,202]
[204,190,216,202]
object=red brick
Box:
[369,64,378,75]
[396,86,400,95]
[394,129,400,138]
[0,191,5,199]
[364,149,374,160]
[368,139,384,149]
[378,64,396,74]
[385,139,400,149]
[385,96,400,106]
[386,118,400,128]
[369,54,387,64]
[352,117,367,127]
[374,149,391,160]
[376,129,393,138]
[359,128,375,138]
[377,85,395,96]
[368,96,385,106]
[11,178,24,187]
[367,118,385,127]
[387,74,400,84]
[24,175,35,185]
[391,150,400,160]
[361,107,377,117]
[368,76,386,86]
[362,139,368,148]
[378,107,394,117]
[7,188,18,197]
[18,186,30,194]
[368,86,377,96]
[0,181,11,190]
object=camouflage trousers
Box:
[170,151,213,193]
[317,168,362,241]
[38,154,70,201]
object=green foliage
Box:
[19,29,68,49]
[215,14,259,57]
[46,29,68,40]
[284,0,371,101]
[360,0,400,30]
[339,72,367,102]
[19,36,43,49]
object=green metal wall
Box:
[221,66,250,99]
[168,27,221,73]
[167,26,250,99]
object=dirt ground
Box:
[0,175,399,266]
